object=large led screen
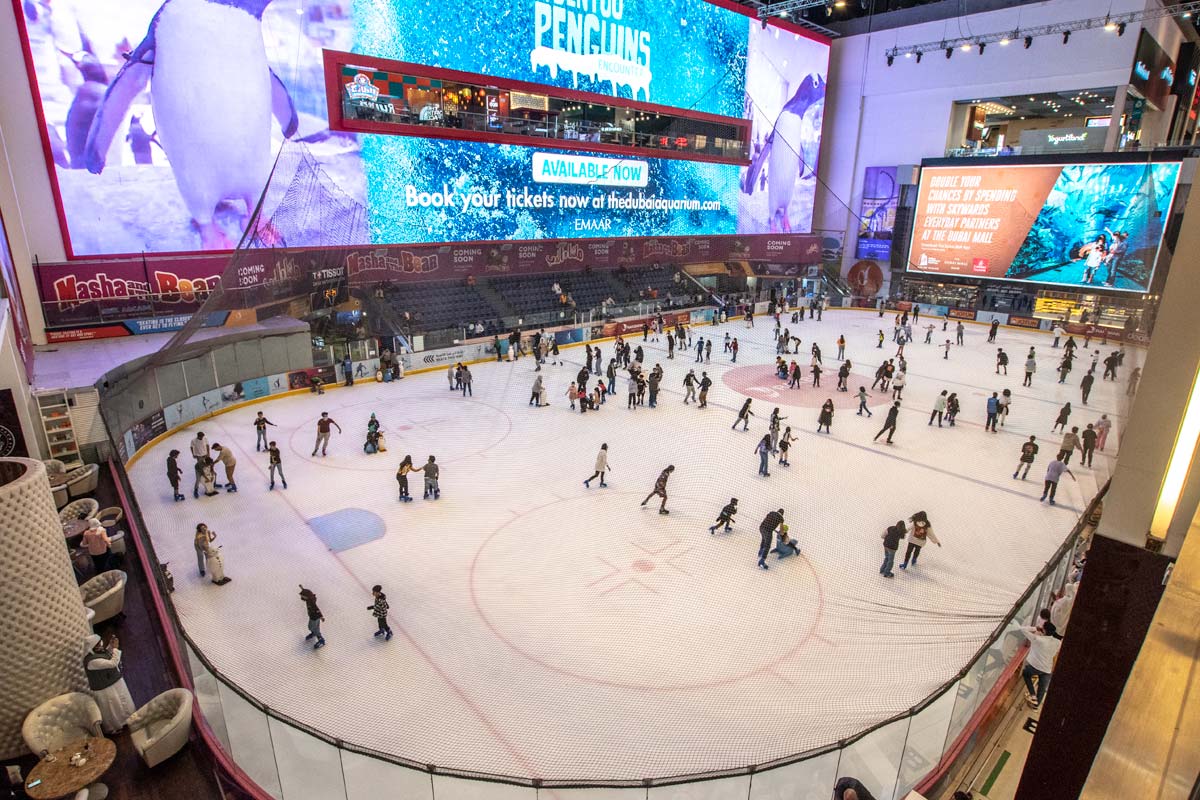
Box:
[16,0,829,257]
[907,162,1181,293]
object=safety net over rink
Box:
[105,306,1109,794]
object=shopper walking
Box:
[1019,623,1062,708]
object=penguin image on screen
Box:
[741,73,825,233]
[63,48,109,170]
[83,0,299,250]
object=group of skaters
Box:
[165,431,240,501]
[294,583,395,650]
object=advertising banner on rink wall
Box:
[908,161,1181,293]
[36,234,821,336]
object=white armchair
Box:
[43,458,67,474]
[127,689,194,767]
[22,693,103,756]
[67,464,100,498]
[60,498,100,525]
[80,570,127,624]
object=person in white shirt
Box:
[584,444,610,488]
[1050,583,1077,632]
[1020,622,1062,708]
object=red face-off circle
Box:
[722,365,893,411]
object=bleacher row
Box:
[373,265,691,333]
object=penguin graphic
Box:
[63,47,109,170]
[742,73,826,233]
[84,0,298,250]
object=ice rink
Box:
[127,309,1130,785]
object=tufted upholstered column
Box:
[0,458,90,758]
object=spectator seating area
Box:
[371,265,698,335]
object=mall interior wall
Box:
[814,0,1149,279]
[0,301,40,456]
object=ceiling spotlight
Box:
[834,0,846,7]
[1104,18,1116,31]
[1024,36,1033,48]
[946,47,953,59]
[1062,30,1071,44]
[978,43,986,55]
[904,51,912,58]
[999,37,1010,46]
[961,42,972,52]
[887,55,894,66]
[1117,22,1126,36]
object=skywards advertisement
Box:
[16,0,829,256]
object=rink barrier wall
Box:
[105,435,1100,795]
[93,312,1101,795]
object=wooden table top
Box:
[62,519,89,538]
[48,473,70,487]
[25,737,116,800]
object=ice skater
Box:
[891,370,906,401]
[368,585,393,640]
[929,391,947,427]
[755,435,772,476]
[733,398,755,431]
[880,520,906,578]
[418,456,441,499]
[459,365,473,397]
[1057,426,1082,465]
[530,375,547,407]
[698,373,712,408]
[1080,370,1095,404]
[641,465,674,514]
[396,455,415,501]
[758,509,785,569]
[874,402,900,444]
[987,318,999,343]
[1014,436,1039,480]
[986,393,1000,433]
[1024,353,1037,386]
[211,443,237,492]
[899,511,940,569]
[267,441,287,489]
[857,386,873,417]
[996,348,1008,375]
[299,586,326,649]
[956,321,965,346]
[836,361,850,392]
[772,523,801,559]
[1095,414,1112,450]
[942,339,952,359]
[1040,456,1076,505]
[730,338,739,362]
[1052,402,1072,433]
[166,449,184,502]
[312,412,341,457]
[253,411,276,451]
[778,427,794,465]
[1080,423,1098,467]
[818,399,834,434]
[190,431,210,498]
[584,444,610,488]
[709,498,738,534]
[836,335,846,360]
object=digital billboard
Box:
[16,0,829,257]
[855,166,897,260]
[908,161,1181,293]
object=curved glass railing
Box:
[108,439,1096,800]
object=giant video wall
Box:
[17,0,829,257]
[907,161,1182,294]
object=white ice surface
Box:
[127,309,1131,782]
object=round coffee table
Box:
[25,737,116,800]
[62,519,89,539]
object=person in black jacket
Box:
[709,498,738,534]
[880,521,907,578]
[758,509,785,569]
[874,402,900,444]
[166,449,184,502]
[368,585,393,641]
[733,398,754,431]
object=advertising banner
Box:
[908,161,1182,293]
[15,0,828,258]
[1130,30,1177,110]
[856,167,898,260]
[1007,315,1042,329]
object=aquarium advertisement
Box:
[15,0,828,257]
[908,161,1182,293]
[855,166,897,260]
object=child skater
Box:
[709,498,738,534]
